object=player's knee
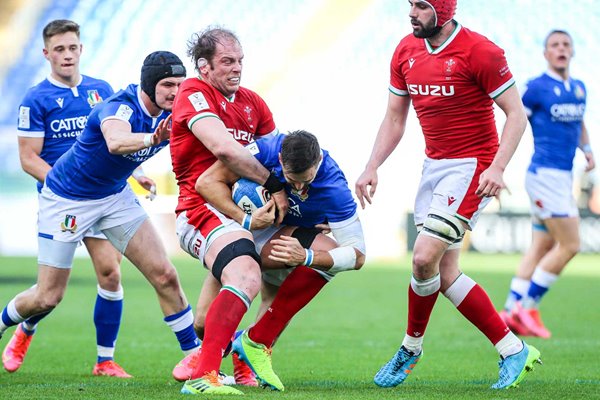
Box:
[151,263,181,292]
[96,267,122,290]
[221,260,262,300]
[211,238,261,283]
[35,291,64,311]
[561,238,580,258]
[412,251,437,274]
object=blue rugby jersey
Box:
[17,75,114,192]
[250,134,357,227]
[522,71,586,172]
[46,84,169,200]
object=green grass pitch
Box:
[0,253,599,399]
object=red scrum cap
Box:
[420,0,457,27]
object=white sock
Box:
[495,332,523,358]
[402,334,423,355]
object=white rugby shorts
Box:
[526,167,578,223]
[414,157,492,230]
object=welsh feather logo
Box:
[87,90,103,108]
[60,214,78,233]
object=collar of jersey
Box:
[197,77,237,103]
[545,69,571,85]
[47,74,83,94]
[136,85,164,119]
[424,23,462,55]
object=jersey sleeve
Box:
[176,85,220,131]
[99,80,115,99]
[470,41,515,99]
[17,90,45,137]
[389,42,408,96]
[321,159,357,223]
[521,78,538,117]
[252,94,277,137]
[250,134,281,170]
[98,101,135,125]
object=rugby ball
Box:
[232,178,270,214]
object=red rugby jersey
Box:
[170,77,276,220]
[390,24,514,160]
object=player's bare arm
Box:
[579,121,595,172]
[269,217,366,272]
[476,85,527,198]
[196,160,275,230]
[101,114,171,155]
[17,136,51,183]
[191,116,288,223]
[356,93,411,208]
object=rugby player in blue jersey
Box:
[0,50,201,376]
[4,19,156,377]
[183,130,366,389]
[499,30,594,338]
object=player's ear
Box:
[278,153,283,166]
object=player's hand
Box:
[152,114,172,145]
[355,168,378,209]
[585,152,595,172]
[134,175,158,201]
[268,235,306,267]
[251,199,276,229]
[314,223,330,234]
[476,164,505,198]
[271,190,289,226]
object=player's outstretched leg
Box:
[181,371,243,395]
[2,324,34,373]
[374,346,422,388]
[232,330,283,391]
[492,341,542,389]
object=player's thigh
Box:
[122,219,173,281]
[206,230,261,289]
[83,236,122,273]
[543,216,580,249]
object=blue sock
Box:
[95,286,123,363]
[164,305,200,353]
[22,311,52,335]
[1,299,25,334]
[526,281,549,304]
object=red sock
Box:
[406,283,439,338]
[249,266,327,347]
[456,284,509,344]
[192,289,248,379]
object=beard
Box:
[411,18,443,38]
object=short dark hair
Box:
[281,130,321,174]
[544,29,572,48]
[187,26,240,72]
[42,19,80,45]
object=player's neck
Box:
[426,20,456,48]
[140,90,162,117]
[50,72,81,88]
[549,66,569,81]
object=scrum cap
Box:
[420,0,457,27]
[141,51,186,104]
